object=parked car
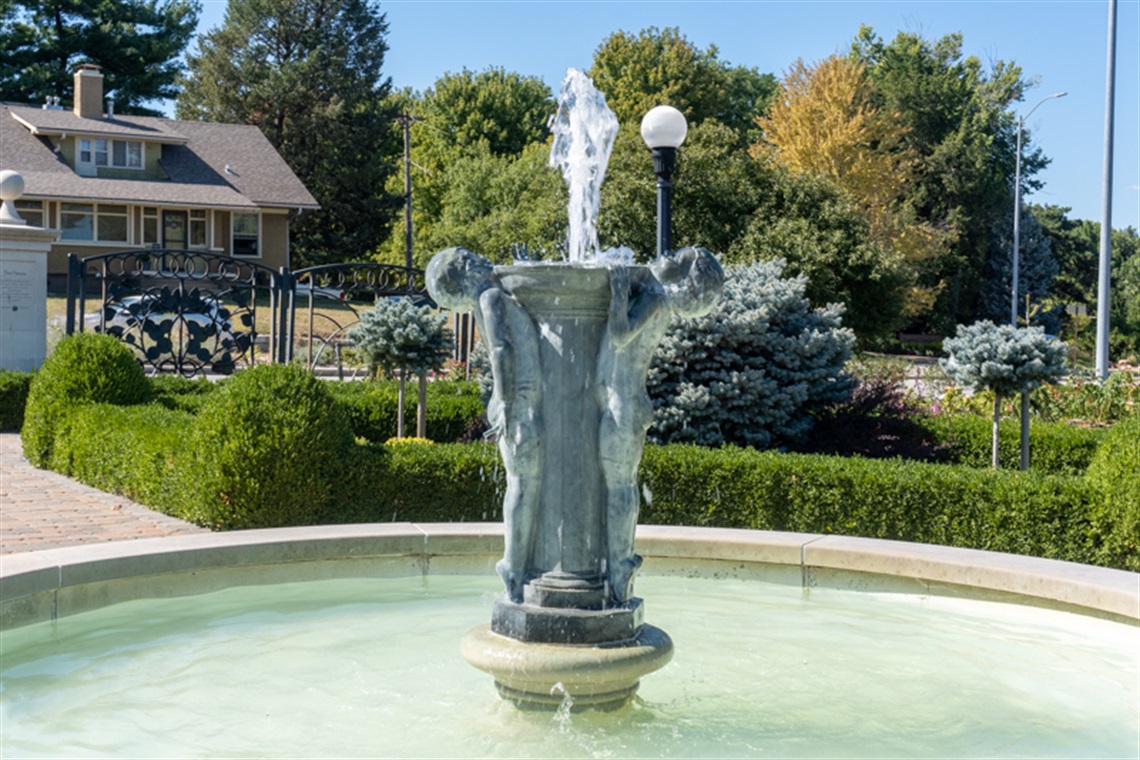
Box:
[84,294,234,335]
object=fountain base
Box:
[461,622,673,710]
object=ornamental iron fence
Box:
[66,251,431,379]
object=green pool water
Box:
[2,574,1136,758]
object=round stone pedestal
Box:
[461,623,673,710]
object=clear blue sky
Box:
[190,0,1140,231]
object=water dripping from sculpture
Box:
[426,68,724,709]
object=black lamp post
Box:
[640,106,688,257]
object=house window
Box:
[60,203,93,240]
[78,138,142,169]
[142,207,158,244]
[14,200,44,227]
[96,204,128,241]
[60,203,129,242]
[232,212,259,257]
[189,209,207,247]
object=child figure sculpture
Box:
[426,247,543,603]
[597,247,724,603]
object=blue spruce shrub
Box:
[349,297,451,378]
[941,321,1067,399]
[648,259,856,448]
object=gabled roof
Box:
[0,104,319,211]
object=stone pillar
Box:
[0,171,59,371]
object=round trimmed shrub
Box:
[178,364,354,530]
[22,333,152,467]
[1086,416,1140,571]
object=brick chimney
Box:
[73,64,104,119]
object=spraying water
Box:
[549,69,620,263]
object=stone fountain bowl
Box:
[4,524,1135,631]
[2,525,1136,756]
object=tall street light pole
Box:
[1096,0,1118,380]
[640,106,688,258]
[1011,91,1066,326]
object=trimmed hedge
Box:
[174,364,356,529]
[918,414,1107,475]
[0,370,33,431]
[151,374,219,415]
[637,445,1096,565]
[16,340,1135,571]
[1086,415,1140,571]
[50,402,193,508]
[22,333,152,466]
[327,380,485,443]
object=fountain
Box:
[426,69,724,708]
[2,68,1137,756]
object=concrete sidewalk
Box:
[0,432,205,555]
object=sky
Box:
[189,0,1140,231]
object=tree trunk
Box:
[1020,391,1030,471]
[417,373,427,439]
[397,372,406,439]
[992,393,1001,469]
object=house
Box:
[0,64,318,287]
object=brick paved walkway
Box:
[0,432,206,554]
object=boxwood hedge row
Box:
[17,336,1138,571]
[917,414,1108,475]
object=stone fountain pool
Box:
[2,525,1136,757]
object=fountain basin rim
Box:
[2,524,1136,630]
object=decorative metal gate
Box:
[290,262,432,375]
[66,252,432,379]
[66,250,287,377]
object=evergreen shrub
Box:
[0,370,33,431]
[176,364,354,529]
[1086,415,1140,571]
[151,374,219,414]
[348,298,451,377]
[332,440,503,524]
[635,445,1096,565]
[51,402,193,508]
[919,415,1107,475]
[327,381,485,442]
[22,333,152,466]
[648,259,856,448]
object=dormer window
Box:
[79,138,142,169]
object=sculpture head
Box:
[426,247,495,312]
[652,246,724,318]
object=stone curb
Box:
[3,524,1136,630]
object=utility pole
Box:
[398,113,416,271]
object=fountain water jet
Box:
[427,69,723,708]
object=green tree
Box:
[1032,205,1100,307]
[597,118,905,341]
[851,27,1045,333]
[377,68,558,266]
[588,26,776,142]
[979,206,1059,327]
[0,0,199,115]
[754,54,951,321]
[177,0,396,266]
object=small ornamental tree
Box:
[940,320,1067,469]
[349,298,451,438]
[648,259,856,448]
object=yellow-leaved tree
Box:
[754,55,952,320]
